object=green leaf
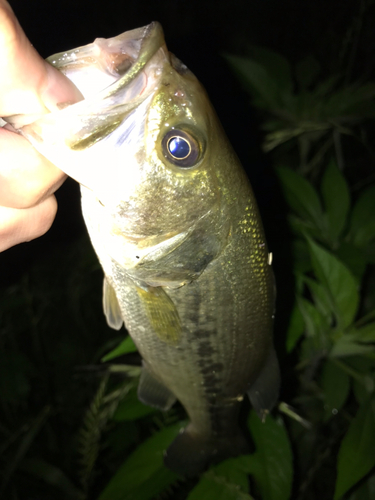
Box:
[292,239,312,275]
[297,296,330,351]
[321,159,350,245]
[187,474,252,500]
[324,83,375,117]
[348,356,375,404]
[20,458,83,498]
[307,238,359,328]
[288,215,323,243]
[330,334,375,357]
[224,54,281,108]
[286,302,305,352]
[295,55,321,89]
[112,387,157,421]
[334,398,375,499]
[116,467,178,500]
[349,185,375,247]
[241,411,293,500]
[102,335,137,362]
[98,423,182,500]
[187,459,253,500]
[348,472,375,500]
[335,242,367,282]
[320,359,350,421]
[276,167,324,229]
[303,276,333,322]
[352,220,375,249]
[353,378,370,405]
[246,45,293,97]
[330,334,375,358]
[314,74,341,98]
[351,323,375,343]
[213,458,251,493]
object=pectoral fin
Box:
[247,346,280,421]
[138,363,176,411]
[136,286,182,344]
[103,278,123,330]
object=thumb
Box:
[0,0,82,120]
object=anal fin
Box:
[247,346,280,421]
[138,363,176,411]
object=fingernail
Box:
[42,62,84,112]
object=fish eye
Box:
[162,129,200,168]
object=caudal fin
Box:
[163,425,247,477]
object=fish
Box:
[14,22,280,476]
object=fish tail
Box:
[164,424,248,477]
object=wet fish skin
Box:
[15,22,280,476]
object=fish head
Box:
[18,23,232,286]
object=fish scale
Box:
[14,22,280,477]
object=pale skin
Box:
[0,0,82,252]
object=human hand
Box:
[0,0,82,252]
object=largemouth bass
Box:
[15,22,280,476]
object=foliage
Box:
[277,163,375,499]
[223,15,375,498]
[1,4,375,500]
[225,37,375,180]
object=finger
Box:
[0,127,66,208]
[0,194,58,252]
[0,0,82,213]
[0,0,83,118]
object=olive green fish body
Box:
[15,23,279,476]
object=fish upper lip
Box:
[96,22,166,100]
[46,22,166,102]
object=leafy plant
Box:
[277,163,375,498]
[223,14,375,496]
[225,48,375,180]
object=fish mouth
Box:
[47,22,166,103]
[12,24,168,198]
[5,23,167,131]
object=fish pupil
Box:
[162,128,200,167]
[168,136,191,160]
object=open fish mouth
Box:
[8,22,167,134]
[47,22,166,102]
[10,23,169,195]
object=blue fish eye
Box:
[162,129,200,168]
[167,136,191,160]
